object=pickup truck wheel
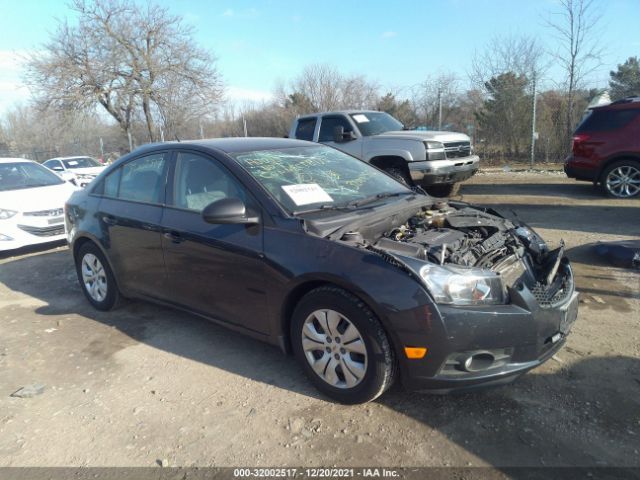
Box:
[291,286,397,404]
[426,183,460,198]
[383,167,411,187]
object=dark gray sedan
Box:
[65,138,578,404]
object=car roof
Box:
[47,156,96,161]
[593,97,640,111]
[298,110,382,119]
[0,157,35,164]
[132,137,316,155]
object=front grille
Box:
[531,275,573,308]
[444,141,471,159]
[17,224,65,237]
[23,208,64,217]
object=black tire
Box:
[383,167,412,187]
[75,242,120,311]
[291,286,397,404]
[425,183,460,198]
[599,160,640,199]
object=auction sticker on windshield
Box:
[282,183,333,206]
[352,114,369,123]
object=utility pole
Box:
[437,88,443,131]
[99,137,104,160]
[242,116,248,137]
[199,121,204,139]
[127,131,133,152]
[530,71,537,169]
[160,128,165,142]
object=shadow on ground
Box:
[475,203,640,237]
[0,240,66,262]
[1,248,639,470]
[460,182,603,200]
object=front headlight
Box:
[424,141,446,161]
[0,209,18,220]
[420,263,505,305]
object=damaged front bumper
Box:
[408,156,479,186]
[396,261,579,393]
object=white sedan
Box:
[43,156,106,187]
[0,158,80,251]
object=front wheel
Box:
[383,167,411,187]
[75,242,120,311]
[425,183,460,197]
[291,286,397,404]
[601,160,640,198]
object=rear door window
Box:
[118,153,167,204]
[97,153,167,204]
[576,109,639,133]
[295,118,317,141]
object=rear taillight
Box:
[572,134,590,155]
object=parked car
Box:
[43,156,106,188]
[0,158,79,251]
[564,97,640,198]
[289,111,479,197]
[66,138,578,404]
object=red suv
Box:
[564,97,640,198]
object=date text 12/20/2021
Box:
[233,468,400,478]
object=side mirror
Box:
[52,166,64,171]
[333,126,356,143]
[202,197,259,225]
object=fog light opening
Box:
[463,351,496,372]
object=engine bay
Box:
[374,202,534,269]
[335,200,569,297]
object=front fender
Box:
[364,149,415,163]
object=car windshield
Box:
[233,145,412,214]
[350,112,404,136]
[62,157,101,169]
[0,162,65,191]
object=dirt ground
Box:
[0,171,639,470]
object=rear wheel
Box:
[75,242,120,311]
[426,183,460,197]
[291,286,397,404]
[601,160,640,198]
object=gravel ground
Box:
[0,172,638,470]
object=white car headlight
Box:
[0,209,18,220]
[420,263,505,305]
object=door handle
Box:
[102,215,117,226]
[163,231,184,244]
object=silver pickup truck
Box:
[289,110,479,196]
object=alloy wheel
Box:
[81,253,108,302]
[301,309,368,389]
[606,165,640,198]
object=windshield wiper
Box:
[292,204,358,215]
[293,191,415,215]
[346,191,415,208]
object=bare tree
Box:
[2,104,125,161]
[546,0,603,139]
[417,73,460,129]
[25,0,223,143]
[286,64,379,112]
[471,34,548,90]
